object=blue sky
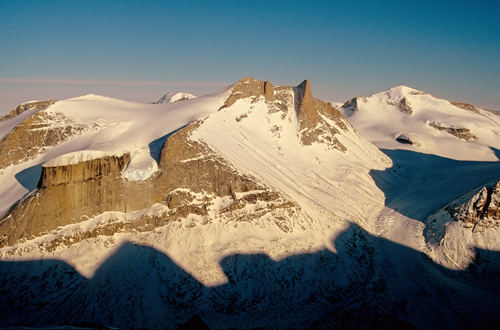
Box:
[1,0,499,113]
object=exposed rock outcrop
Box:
[0,100,55,122]
[387,97,413,115]
[393,133,425,147]
[453,181,500,228]
[220,77,275,109]
[450,101,480,114]
[295,79,348,151]
[395,135,415,145]
[0,111,102,169]
[264,80,274,101]
[341,97,358,112]
[426,121,478,141]
[425,180,500,250]
[0,154,131,246]
[155,122,263,199]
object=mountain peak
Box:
[386,85,427,98]
[218,77,349,151]
[295,79,314,115]
[155,92,197,104]
[296,79,312,98]
[221,77,275,109]
[339,84,500,161]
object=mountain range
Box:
[0,77,499,329]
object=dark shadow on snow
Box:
[369,147,500,221]
[148,125,188,164]
[14,163,42,193]
[1,223,499,329]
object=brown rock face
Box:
[221,77,275,109]
[0,154,130,246]
[0,111,98,169]
[0,100,56,122]
[155,122,262,199]
[454,181,500,227]
[264,81,274,101]
[427,122,478,141]
[295,79,315,120]
[295,79,348,151]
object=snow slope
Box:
[341,85,500,161]
[341,86,500,270]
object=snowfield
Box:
[341,85,500,161]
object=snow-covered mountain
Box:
[0,79,499,329]
[154,91,197,103]
[340,85,500,161]
[339,86,500,272]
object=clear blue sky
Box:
[1,0,499,113]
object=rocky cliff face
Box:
[0,154,130,247]
[0,111,103,169]
[446,181,500,228]
[426,121,478,141]
[295,79,348,150]
[0,100,55,122]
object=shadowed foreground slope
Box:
[1,223,499,329]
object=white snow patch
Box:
[42,150,120,167]
[156,92,197,104]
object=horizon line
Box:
[0,77,231,88]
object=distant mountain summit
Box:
[154,92,197,103]
[340,85,500,161]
